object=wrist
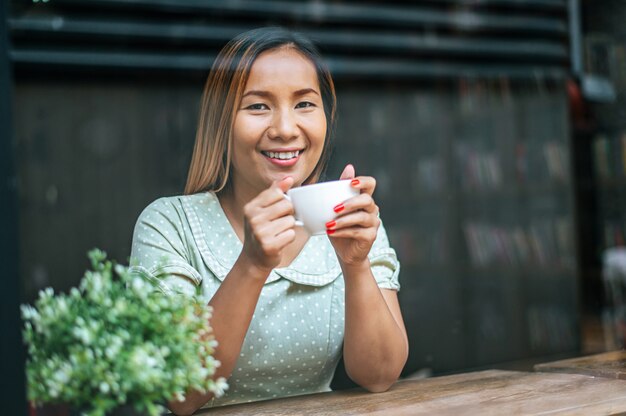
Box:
[234,253,272,283]
[339,258,371,276]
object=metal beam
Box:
[10,48,567,80]
[8,17,569,62]
[45,0,569,35]
[419,0,567,11]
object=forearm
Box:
[342,261,408,392]
[169,256,268,415]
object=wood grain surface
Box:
[535,350,626,380]
[194,370,626,415]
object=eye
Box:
[245,103,269,111]
[295,101,315,109]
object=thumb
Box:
[275,176,295,194]
[339,164,355,180]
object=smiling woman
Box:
[130,27,407,416]
[184,27,336,196]
[229,47,327,197]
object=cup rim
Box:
[287,179,352,195]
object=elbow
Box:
[361,379,396,393]
[347,365,404,394]
[347,353,407,394]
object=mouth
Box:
[261,149,303,167]
[261,150,301,160]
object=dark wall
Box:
[8,0,579,394]
[15,80,201,298]
[14,78,578,380]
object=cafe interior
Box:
[3,0,626,414]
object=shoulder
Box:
[136,193,211,222]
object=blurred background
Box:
[3,0,626,411]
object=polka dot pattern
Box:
[128,193,401,408]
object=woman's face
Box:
[229,46,327,196]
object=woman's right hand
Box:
[240,177,297,275]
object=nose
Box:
[268,108,299,141]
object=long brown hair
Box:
[184,27,337,195]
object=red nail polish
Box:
[333,203,344,213]
[351,179,360,186]
[326,229,335,235]
[326,220,336,229]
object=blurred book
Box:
[387,227,448,267]
[456,144,502,191]
[464,217,573,268]
[413,157,445,194]
[515,142,528,184]
[592,132,626,180]
[543,142,568,183]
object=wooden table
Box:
[196,370,626,415]
[535,350,626,380]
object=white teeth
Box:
[265,150,299,160]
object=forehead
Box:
[245,47,320,92]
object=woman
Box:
[130,27,408,415]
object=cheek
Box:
[232,116,265,150]
[304,113,327,148]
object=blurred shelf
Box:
[466,264,576,278]
[459,182,571,199]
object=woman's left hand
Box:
[327,164,380,266]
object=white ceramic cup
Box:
[286,179,359,235]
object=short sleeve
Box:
[369,220,401,291]
[129,198,202,297]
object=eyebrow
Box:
[241,88,320,99]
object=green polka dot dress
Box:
[130,192,400,407]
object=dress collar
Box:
[181,192,342,286]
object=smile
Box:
[261,150,300,160]
[261,149,303,167]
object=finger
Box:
[276,176,295,194]
[265,198,295,221]
[333,193,378,217]
[258,214,297,237]
[326,226,378,241]
[339,164,355,180]
[248,198,295,230]
[255,227,296,257]
[255,177,294,208]
[273,228,297,248]
[349,175,376,196]
[326,211,379,231]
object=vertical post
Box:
[569,0,583,77]
[0,2,26,415]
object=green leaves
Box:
[22,249,227,416]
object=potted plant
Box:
[21,249,227,416]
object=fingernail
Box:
[333,203,344,213]
[326,229,335,235]
[326,220,336,229]
[351,179,360,186]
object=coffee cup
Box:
[286,179,359,235]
